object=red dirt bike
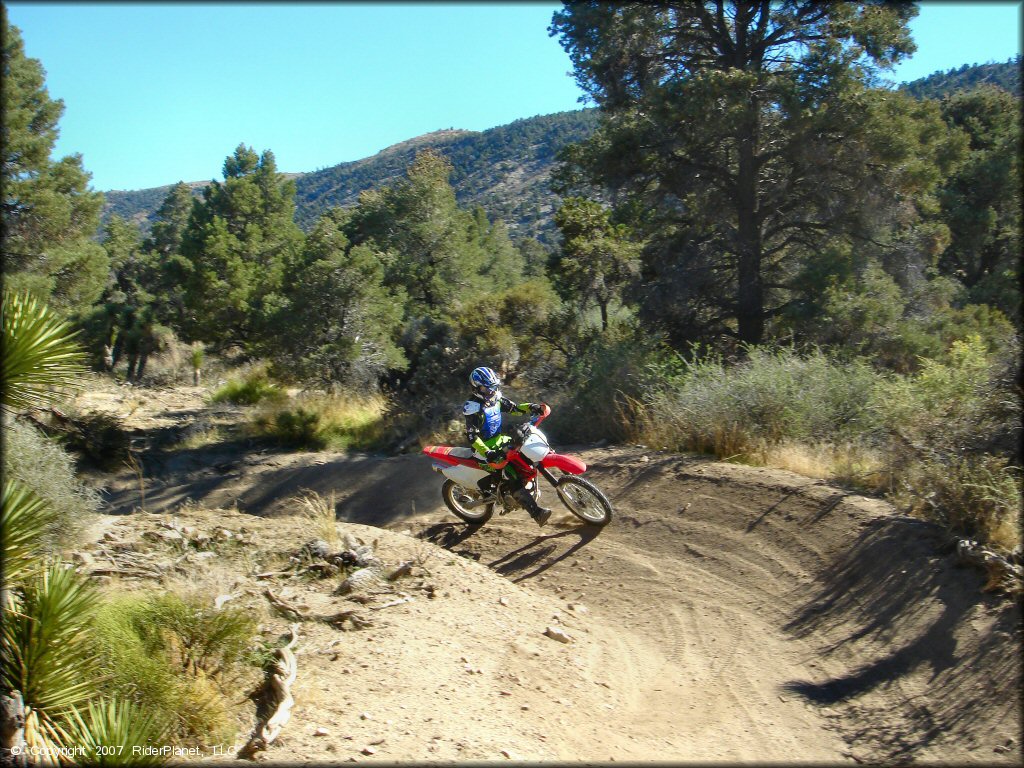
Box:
[422,404,613,527]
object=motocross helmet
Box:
[470,366,501,399]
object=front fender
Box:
[540,452,587,475]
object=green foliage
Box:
[91,592,259,744]
[2,415,101,548]
[814,262,1016,372]
[936,84,1021,324]
[249,394,387,452]
[1,563,101,722]
[1,478,58,584]
[2,290,88,410]
[180,144,304,348]
[267,208,406,388]
[549,2,971,346]
[1,11,107,314]
[63,699,172,767]
[210,368,285,406]
[901,56,1021,100]
[552,197,641,331]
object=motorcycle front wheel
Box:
[555,476,613,526]
[442,479,494,525]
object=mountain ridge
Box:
[101,58,1021,244]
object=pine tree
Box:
[550,1,961,346]
[179,145,303,348]
[1,10,106,315]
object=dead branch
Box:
[238,623,299,759]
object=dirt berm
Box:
[89,426,1022,765]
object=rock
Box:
[544,626,573,644]
[498,596,510,607]
[361,746,376,756]
[314,727,330,737]
[71,552,95,568]
[567,603,589,614]
[215,528,234,540]
[337,567,383,595]
[301,539,331,559]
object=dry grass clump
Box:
[295,490,341,547]
[249,392,388,451]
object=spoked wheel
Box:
[442,479,494,525]
[555,476,613,526]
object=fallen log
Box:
[238,623,300,759]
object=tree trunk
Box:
[0,690,27,768]
[735,108,764,345]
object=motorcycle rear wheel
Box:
[442,479,494,525]
[555,476,613,526]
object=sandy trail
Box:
[78,386,1022,763]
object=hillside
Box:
[100,58,1022,245]
[900,56,1021,100]
[68,381,1022,764]
[102,109,599,245]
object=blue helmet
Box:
[470,366,501,397]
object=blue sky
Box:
[6,2,1021,192]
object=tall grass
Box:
[91,591,261,745]
[210,367,286,406]
[249,393,388,451]
[634,339,1022,554]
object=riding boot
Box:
[513,485,552,526]
[477,473,498,496]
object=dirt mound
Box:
[75,385,1021,763]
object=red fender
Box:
[541,452,587,475]
[422,445,482,468]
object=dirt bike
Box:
[422,404,613,527]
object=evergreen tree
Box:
[269,209,406,387]
[1,10,106,314]
[550,1,960,346]
[937,85,1021,323]
[142,182,196,333]
[179,145,303,348]
[553,197,641,332]
[344,151,490,317]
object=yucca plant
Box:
[1,479,57,584]
[63,698,172,766]
[1,290,88,410]
[1,562,101,750]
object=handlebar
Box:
[529,402,551,426]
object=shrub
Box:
[210,368,285,406]
[249,393,388,451]
[641,346,883,456]
[899,455,1022,554]
[91,591,260,744]
[2,415,101,549]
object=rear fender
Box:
[540,452,587,475]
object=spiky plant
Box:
[1,289,87,410]
[0,479,57,584]
[1,562,101,749]
[63,698,172,766]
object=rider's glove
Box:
[485,448,506,464]
[529,403,545,415]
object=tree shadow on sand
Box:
[781,517,1021,761]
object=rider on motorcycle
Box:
[464,366,552,526]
